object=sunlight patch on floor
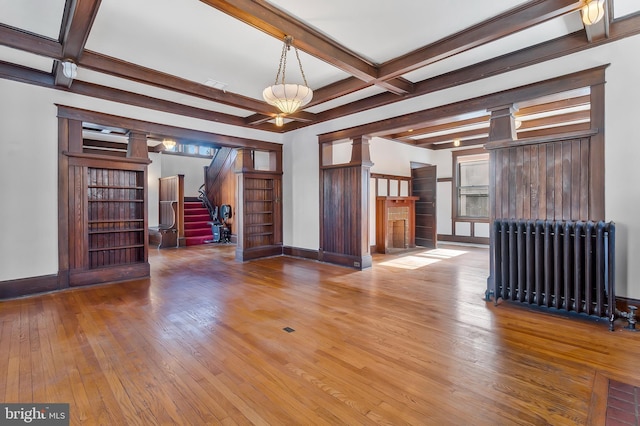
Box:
[380,256,441,269]
[379,248,468,270]
[418,248,467,259]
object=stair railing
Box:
[198,184,218,223]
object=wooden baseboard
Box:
[0,274,59,300]
[319,250,372,270]
[235,245,283,261]
[616,296,640,311]
[283,246,319,260]
[438,234,490,245]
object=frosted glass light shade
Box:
[582,0,605,25]
[62,60,77,79]
[263,83,313,114]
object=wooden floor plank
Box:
[1,244,639,425]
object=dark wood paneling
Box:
[322,167,361,256]
[491,137,598,221]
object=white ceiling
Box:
[1,0,640,129]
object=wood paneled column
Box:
[485,104,518,298]
[319,136,373,269]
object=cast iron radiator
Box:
[492,219,616,329]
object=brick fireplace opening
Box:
[376,196,418,254]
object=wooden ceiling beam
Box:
[390,114,490,140]
[431,137,489,150]
[516,122,590,138]
[518,109,590,130]
[0,24,63,59]
[517,95,590,116]
[61,0,102,59]
[55,0,102,87]
[198,0,413,95]
[414,128,489,146]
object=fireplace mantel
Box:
[375,196,419,254]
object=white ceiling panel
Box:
[0,46,54,73]
[613,0,640,18]
[267,0,531,64]
[0,0,66,39]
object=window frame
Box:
[452,148,490,221]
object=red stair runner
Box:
[183,201,213,246]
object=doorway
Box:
[411,164,437,248]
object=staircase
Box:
[183,200,213,246]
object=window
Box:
[455,151,489,219]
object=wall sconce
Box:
[582,0,605,25]
[61,59,78,79]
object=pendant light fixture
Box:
[262,36,313,114]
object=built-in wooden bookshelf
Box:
[87,168,146,268]
[244,177,276,248]
[234,148,283,261]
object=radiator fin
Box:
[493,219,615,320]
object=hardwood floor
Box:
[1,244,638,425]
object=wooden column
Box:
[485,104,517,299]
[319,136,373,269]
[127,131,149,160]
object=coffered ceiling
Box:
[1,0,640,147]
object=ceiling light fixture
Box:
[275,114,284,127]
[581,0,605,25]
[453,139,461,147]
[162,139,176,150]
[61,59,77,79]
[262,35,313,114]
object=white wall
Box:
[0,82,59,280]
[160,153,211,197]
